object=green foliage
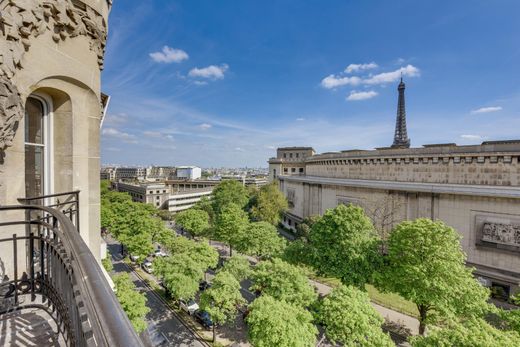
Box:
[237,221,286,259]
[318,285,394,346]
[410,318,520,347]
[200,271,245,326]
[156,209,174,221]
[100,179,111,195]
[497,309,520,335]
[154,253,204,299]
[220,255,251,281]
[101,254,113,273]
[510,292,520,306]
[251,258,317,308]
[379,218,491,334]
[121,231,154,262]
[193,196,215,225]
[246,295,318,347]
[113,273,150,333]
[249,181,288,225]
[282,239,314,267]
[309,204,381,288]
[212,180,249,213]
[175,209,210,237]
[213,203,249,253]
[189,241,219,271]
[295,215,320,242]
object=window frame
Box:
[24,93,54,197]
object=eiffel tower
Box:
[391,77,411,148]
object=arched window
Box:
[25,96,52,197]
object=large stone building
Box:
[0,1,141,344]
[269,80,520,296]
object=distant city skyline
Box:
[101,0,520,167]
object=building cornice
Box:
[279,175,520,199]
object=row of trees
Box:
[283,203,520,345]
[175,180,288,258]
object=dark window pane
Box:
[25,98,44,144]
[25,145,44,197]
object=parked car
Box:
[129,254,140,263]
[154,249,167,257]
[179,299,199,315]
[142,260,153,274]
[199,280,211,291]
[194,310,213,329]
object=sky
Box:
[101,0,520,168]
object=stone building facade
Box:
[0,0,111,260]
[269,80,520,296]
[268,147,315,181]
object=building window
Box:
[156,196,160,200]
[25,96,51,197]
[283,153,287,158]
[273,169,277,177]
[290,153,293,158]
[284,168,288,173]
[296,153,299,158]
[291,168,296,173]
[299,168,304,173]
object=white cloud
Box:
[193,80,208,86]
[265,145,276,150]
[347,90,378,101]
[345,62,378,74]
[296,117,305,121]
[460,134,483,141]
[363,65,420,85]
[189,64,229,80]
[149,46,189,63]
[235,147,244,151]
[143,131,162,137]
[102,128,137,143]
[471,106,502,114]
[198,123,212,130]
[321,64,419,89]
[321,75,362,89]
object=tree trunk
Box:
[418,304,428,335]
[229,244,233,256]
[212,324,216,343]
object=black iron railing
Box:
[18,191,80,232]
[0,202,142,346]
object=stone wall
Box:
[0,0,110,260]
[305,143,520,186]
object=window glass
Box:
[25,97,45,197]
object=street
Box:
[107,238,208,347]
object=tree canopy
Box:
[175,208,210,237]
[200,271,246,342]
[213,202,249,255]
[250,258,317,308]
[212,180,249,213]
[308,204,381,288]
[154,253,204,300]
[410,318,520,347]
[220,255,251,281]
[318,285,394,347]
[249,181,288,225]
[113,273,150,333]
[379,218,491,335]
[246,295,318,347]
[236,221,286,259]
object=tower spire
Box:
[391,78,411,148]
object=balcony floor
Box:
[0,306,66,347]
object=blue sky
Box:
[101,0,520,168]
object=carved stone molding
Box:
[0,0,108,78]
[0,75,23,154]
[475,214,520,253]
